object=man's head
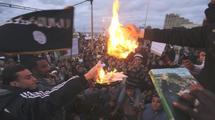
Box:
[199,51,206,62]
[2,64,37,90]
[205,1,215,24]
[181,56,194,71]
[5,58,16,67]
[151,94,162,111]
[133,53,144,66]
[125,86,134,97]
[160,50,175,66]
[29,57,50,77]
[75,64,87,75]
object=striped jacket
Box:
[0,75,89,120]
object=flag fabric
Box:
[0,7,74,55]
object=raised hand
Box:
[173,86,215,120]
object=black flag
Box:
[0,7,74,55]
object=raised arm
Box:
[144,27,206,48]
[124,24,207,48]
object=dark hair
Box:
[2,64,27,85]
[23,57,47,70]
[181,55,190,61]
[161,49,175,62]
[152,93,159,98]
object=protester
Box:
[126,53,150,91]
[125,0,215,94]
[121,87,139,120]
[155,49,178,68]
[0,61,101,120]
[27,57,62,91]
[173,85,215,120]
[181,56,201,78]
[0,1,214,119]
[123,1,215,119]
[141,94,168,120]
[194,51,206,70]
[112,53,149,116]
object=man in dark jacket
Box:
[0,62,101,120]
[126,1,215,93]
[28,57,62,91]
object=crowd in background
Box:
[0,33,206,120]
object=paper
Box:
[151,41,166,56]
[72,38,79,55]
[97,72,127,84]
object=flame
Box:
[107,0,139,59]
[96,68,117,84]
[96,0,138,84]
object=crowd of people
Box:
[0,29,208,120]
[0,0,215,120]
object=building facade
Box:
[164,13,199,29]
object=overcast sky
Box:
[0,0,209,32]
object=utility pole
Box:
[144,0,151,27]
[90,0,93,41]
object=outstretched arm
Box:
[124,24,207,48]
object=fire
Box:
[96,68,117,84]
[107,0,139,59]
[96,0,137,84]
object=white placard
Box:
[72,38,79,55]
[151,41,166,56]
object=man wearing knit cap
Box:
[112,53,151,116]
[126,53,150,90]
[134,53,143,58]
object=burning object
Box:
[96,68,127,85]
[107,0,139,59]
[96,0,139,85]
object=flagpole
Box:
[90,0,94,42]
[72,0,94,41]
[144,0,151,27]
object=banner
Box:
[0,7,74,55]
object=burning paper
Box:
[96,68,127,84]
